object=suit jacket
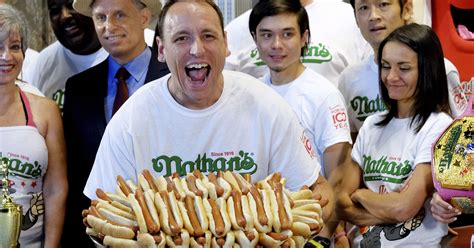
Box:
[61,51,168,247]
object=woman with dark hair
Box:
[336,23,451,247]
[0,3,67,247]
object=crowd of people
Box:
[0,0,470,247]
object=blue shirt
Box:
[105,48,151,122]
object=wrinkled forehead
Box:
[164,2,222,32]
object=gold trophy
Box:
[0,160,22,247]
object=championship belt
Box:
[432,99,474,214]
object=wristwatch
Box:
[305,236,331,248]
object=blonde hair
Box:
[0,3,28,54]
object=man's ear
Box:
[401,0,414,23]
[301,29,309,49]
[140,8,152,28]
[224,31,230,57]
[156,36,166,62]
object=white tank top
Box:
[0,89,48,247]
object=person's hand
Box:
[312,192,329,208]
[350,188,365,204]
[333,222,350,248]
[430,192,461,224]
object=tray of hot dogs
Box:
[83,170,324,247]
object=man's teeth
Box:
[186,63,209,69]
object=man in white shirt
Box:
[225,0,371,85]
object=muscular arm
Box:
[318,142,352,238]
[42,101,68,248]
[310,175,334,224]
[351,163,433,223]
[336,159,386,226]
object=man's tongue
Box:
[188,68,208,81]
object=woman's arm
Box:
[42,101,68,248]
[351,163,433,223]
[336,159,386,226]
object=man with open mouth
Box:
[84,2,334,246]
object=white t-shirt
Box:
[224,0,371,85]
[262,68,351,177]
[20,48,39,83]
[29,41,108,110]
[352,111,451,247]
[338,54,466,133]
[84,70,320,198]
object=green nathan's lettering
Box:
[362,155,412,183]
[151,151,258,177]
[350,95,386,121]
[0,156,43,179]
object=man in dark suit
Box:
[61,0,169,246]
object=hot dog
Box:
[178,195,209,237]
[247,187,273,233]
[135,189,160,234]
[227,190,254,231]
[165,229,191,248]
[258,230,293,247]
[95,199,136,222]
[222,171,251,195]
[86,214,135,239]
[97,206,138,227]
[103,235,139,247]
[154,190,183,236]
[234,229,259,247]
[203,197,231,238]
[216,171,232,199]
[190,230,212,248]
[137,232,166,248]
[290,222,312,239]
[272,183,293,232]
[117,175,134,197]
[144,189,161,232]
[211,231,235,248]
[140,169,159,192]
[205,172,225,199]
[181,173,209,199]
[97,189,132,211]
[289,188,313,201]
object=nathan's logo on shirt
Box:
[362,155,412,184]
[0,156,43,180]
[151,151,258,177]
[330,104,349,130]
[251,43,333,66]
[350,94,386,121]
[52,88,65,111]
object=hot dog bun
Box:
[234,229,259,247]
[103,235,139,247]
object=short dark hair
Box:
[350,0,404,15]
[249,0,310,57]
[156,0,225,39]
[376,23,451,133]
